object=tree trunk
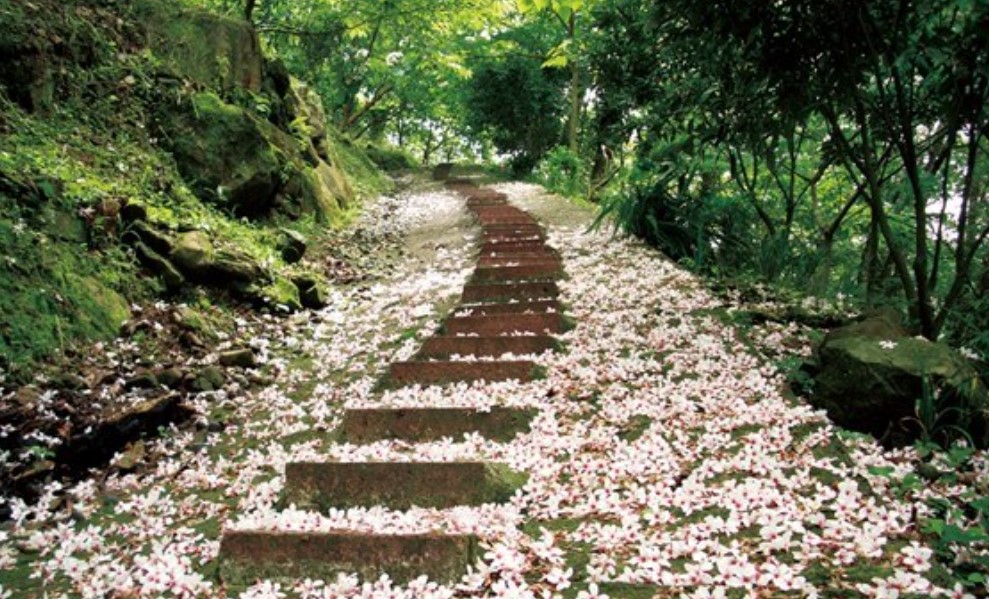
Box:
[565,13,580,152]
[862,209,881,308]
[244,0,257,23]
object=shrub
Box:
[364,143,417,172]
[535,146,587,199]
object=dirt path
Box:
[0,178,984,598]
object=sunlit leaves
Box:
[542,39,571,68]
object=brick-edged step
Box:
[466,199,508,208]
[338,406,538,443]
[419,335,559,358]
[477,256,561,268]
[472,209,532,219]
[482,224,541,232]
[481,241,555,254]
[454,299,561,316]
[479,247,559,258]
[464,191,507,203]
[481,228,544,239]
[482,235,545,245]
[444,312,564,336]
[219,531,477,585]
[283,461,527,510]
[481,225,542,234]
[388,360,537,385]
[473,264,562,282]
[462,281,559,303]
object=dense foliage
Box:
[173,0,989,359]
[586,0,989,351]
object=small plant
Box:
[535,146,587,199]
[910,374,977,450]
[923,493,989,590]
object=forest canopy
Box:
[188,0,989,355]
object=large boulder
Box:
[158,93,288,218]
[809,312,988,446]
[158,92,350,223]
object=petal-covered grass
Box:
[0,182,986,598]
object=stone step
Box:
[338,406,538,443]
[461,281,559,303]
[482,237,545,245]
[387,360,537,386]
[472,264,562,282]
[283,461,527,510]
[454,299,562,316]
[482,222,541,231]
[444,313,563,336]
[479,247,559,257]
[219,531,478,585]
[444,178,476,188]
[466,198,508,207]
[481,241,555,253]
[482,231,544,241]
[464,191,508,203]
[419,335,559,358]
[481,227,543,237]
[470,205,528,214]
[472,209,531,218]
[480,215,537,223]
[477,255,561,268]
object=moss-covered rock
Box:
[158,91,355,224]
[157,93,285,218]
[0,209,134,374]
[278,229,307,264]
[286,77,327,145]
[811,313,988,446]
[133,241,185,292]
[260,276,303,312]
[170,230,214,275]
[133,0,263,91]
[293,276,328,310]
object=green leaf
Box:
[867,466,895,477]
[542,39,571,69]
[969,496,989,514]
[542,53,569,68]
[939,524,989,545]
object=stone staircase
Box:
[217,180,567,587]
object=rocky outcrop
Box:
[155,83,355,223]
[133,0,263,92]
[287,77,328,147]
[157,93,289,218]
[808,311,988,446]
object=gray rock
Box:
[133,242,185,291]
[210,249,265,285]
[125,372,159,390]
[190,366,226,393]
[128,221,173,256]
[294,276,328,309]
[170,231,214,275]
[156,367,184,389]
[279,228,307,264]
[219,348,256,368]
[120,202,148,223]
